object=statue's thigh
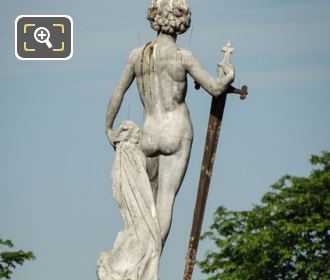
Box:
[157,139,192,198]
[146,156,159,181]
[146,156,160,200]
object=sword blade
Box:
[183,93,227,280]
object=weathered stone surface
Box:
[97,121,161,280]
[98,0,235,278]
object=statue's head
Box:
[147,0,191,35]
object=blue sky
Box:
[1,0,330,279]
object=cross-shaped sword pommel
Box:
[221,41,234,64]
[221,41,248,100]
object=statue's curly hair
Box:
[147,0,191,35]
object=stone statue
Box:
[97,0,235,279]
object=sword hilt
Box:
[227,84,248,100]
[194,83,248,100]
[194,41,248,100]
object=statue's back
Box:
[134,37,188,115]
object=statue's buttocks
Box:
[140,104,193,157]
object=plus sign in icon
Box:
[15,15,73,60]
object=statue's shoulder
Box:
[176,46,193,57]
[174,46,197,67]
[127,46,144,64]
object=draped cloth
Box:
[97,121,162,280]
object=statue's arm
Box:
[106,49,138,144]
[181,49,234,97]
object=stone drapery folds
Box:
[97,121,162,280]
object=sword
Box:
[183,42,248,280]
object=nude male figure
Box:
[106,0,235,244]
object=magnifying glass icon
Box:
[34,27,53,48]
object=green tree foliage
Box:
[199,152,330,280]
[0,239,35,279]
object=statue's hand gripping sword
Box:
[184,42,248,280]
[220,42,248,100]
